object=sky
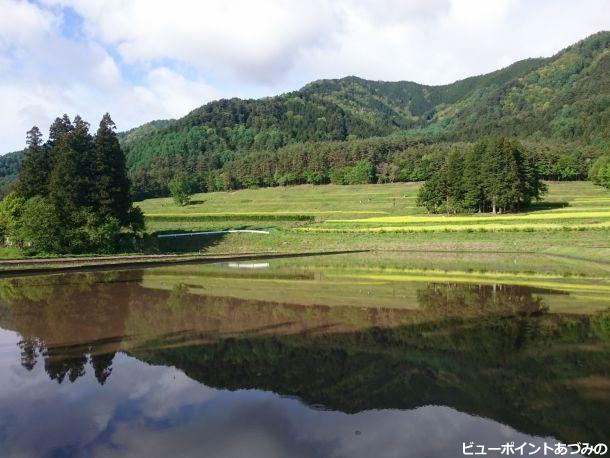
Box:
[0,0,609,153]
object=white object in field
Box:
[157,229,270,238]
[224,262,270,269]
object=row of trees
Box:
[127,134,601,200]
[0,114,143,253]
[417,137,546,214]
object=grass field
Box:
[2,181,608,276]
[128,181,610,276]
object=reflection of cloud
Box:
[0,327,558,458]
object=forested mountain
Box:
[1,31,608,198]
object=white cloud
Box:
[0,0,609,152]
[0,0,56,44]
[131,67,220,119]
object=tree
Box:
[48,115,96,215]
[18,196,63,253]
[169,173,197,206]
[82,211,122,253]
[462,142,485,212]
[0,193,26,247]
[93,113,131,225]
[15,126,50,199]
[3,113,145,254]
[416,172,446,213]
[348,160,375,184]
[444,151,465,213]
[481,137,524,214]
[48,114,74,146]
[418,137,546,214]
[589,155,610,189]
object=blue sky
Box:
[0,0,609,153]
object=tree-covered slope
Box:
[439,31,610,141]
[300,57,548,132]
[0,150,24,197]
[0,31,608,197]
[120,30,610,177]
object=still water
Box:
[0,255,608,457]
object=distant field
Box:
[137,182,422,218]
[137,181,610,232]
[300,181,610,233]
[130,181,610,275]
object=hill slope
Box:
[1,31,608,197]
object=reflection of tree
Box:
[133,307,610,445]
[416,283,551,350]
[0,270,143,385]
[1,269,608,444]
[43,350,87,384]
[416,283,548,316]
[91,352,115,385]
[18,338,39,371]
[17,340,117,385]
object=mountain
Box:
[1,31,608,198]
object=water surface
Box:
[0,255,608,457]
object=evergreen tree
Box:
[94,113,131,225]
[15,126,49,199]
[481,137,522,214]
[444,151,465,213]
[418,137,546,214]
[417,167,449,213]
[48,114,74,146]
[462,142,485,212]
[5,113,144,254]
[49,116,95,215]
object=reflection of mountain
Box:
[0,271,608,444]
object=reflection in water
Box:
[0,265,608,457]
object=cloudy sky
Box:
[1,0,609,153]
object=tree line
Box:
[128,134,601,200]
[0,114,143,253]
[417,137,547,214]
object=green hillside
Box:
[1,31,608,198]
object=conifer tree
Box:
[444,150,464,213]
[49,116,95,215]
[94,113,131,225]
[48,115,74,147]
[418,136,545,214]
[15,126,49,199]
[462,141,485,212]
[7,113,144,254]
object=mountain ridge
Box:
[1,31,608,197]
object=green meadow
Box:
[138,180,610,224]
[134,181,610,275]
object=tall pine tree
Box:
[462,141,485,212]
[15,126,50,199]
[418,137,546,214]
[93,114,131,225]
[49,116,96,215]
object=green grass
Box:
[129,181,610,277]
[136,182,423,218]
[3,181,609,278]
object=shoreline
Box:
[0,250,369,278]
